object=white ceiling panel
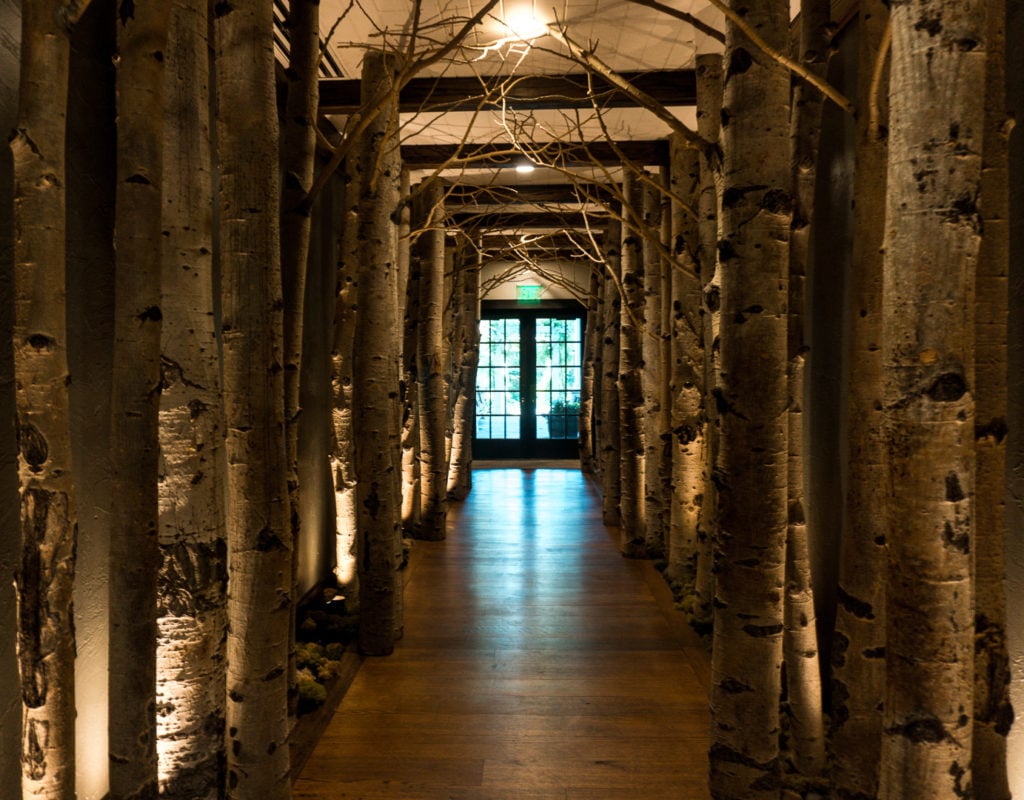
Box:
[319,0,725,79]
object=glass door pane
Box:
[476,318,521,440]
[535,317,582,440]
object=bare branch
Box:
[625,0,725,43]
[869,17,892,139]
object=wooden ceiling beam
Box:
[320,70,697,114]
[401,139,669,167]
[441,182,618,206]
[448,210,609,231]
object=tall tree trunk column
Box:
[694,52,723,627]
[279,0,319,722]
[331,176,360,605]
[353,49,405,655]
[641,173,669,558]
[580,269,602,476]
[782,0,830,782]
[448,244,481,501]
[108,3,171,796]
[619,173,647,558]
[600,220,623,527]
[415,178,448,540]
[830,1,889,794]
[214,1,292,795]
[879,0,986,795]
[11,2,90,796]
[972,2,1013,795]
[667,133,703,591]
[708,0,792,796]
[157,0,227,795]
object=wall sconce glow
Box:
[502,5,548,41]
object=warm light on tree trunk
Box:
[11,3,90,795]
[215,0,292,794]
[600,220,623,527]
[879,0,986,795]
[353,49,405,656]
[415,178,449,540]
[830,2,888,794]
[157,0,227,796]
[619,172,647,558]
[709,0,792,795]
[108,3,171,795]
[667,133,703,590]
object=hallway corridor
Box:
[293,466,712,799]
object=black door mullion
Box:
[522,315,537,447]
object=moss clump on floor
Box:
[295,587,357,715]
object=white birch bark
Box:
[330,175,360,604]
[415,178,449,540]
[830,2,889,795]
[972,3,1013,795]
[600,220,623,526]
[157,0,226,795]
[642,172,669,558]
[353,49,404,655]
[695,52,723,627]
[448,246,481,501]
[10,3,90,795]
[108,3,171,795]
[619,173,647,558]
[215,1,292,794]
[782,0,829,781]
[667,133,703,590]
[879,0,986,795]
[709,1,792,796]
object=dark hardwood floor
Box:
[293,465,712,799]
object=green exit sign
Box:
[517,285,543,302]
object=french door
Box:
[474,304,585,459]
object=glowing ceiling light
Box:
[515,161,536,174]
[502,4,548,41]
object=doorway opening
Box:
[474,301,585,459]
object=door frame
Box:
[473,300,586,460]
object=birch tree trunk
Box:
[215,1,292,795]
[108,4,171,795]
[695,52,723,627]
[642,173,669,558]
[401,173,421,530]
[667,133,703,590]
[11,2,89,796]
[619,174,647,558]
[415,179,448,540]
[709,0,792,796]
[331,176,359,604]
[280,0,319,721]
[972,3,1013,794]
[448,247,480,501]
[879,0,986,795]
[580,269,602,476]
[401,221,421,532]
[157,0,226,795]
[600,220,623,526]
[830,2,889,794]
[782,0,829,781]
[353,49,404,655]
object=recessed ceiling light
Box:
[502,5,548,41]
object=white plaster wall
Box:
[480,257,592,303]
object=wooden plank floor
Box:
[293,466,712,799]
